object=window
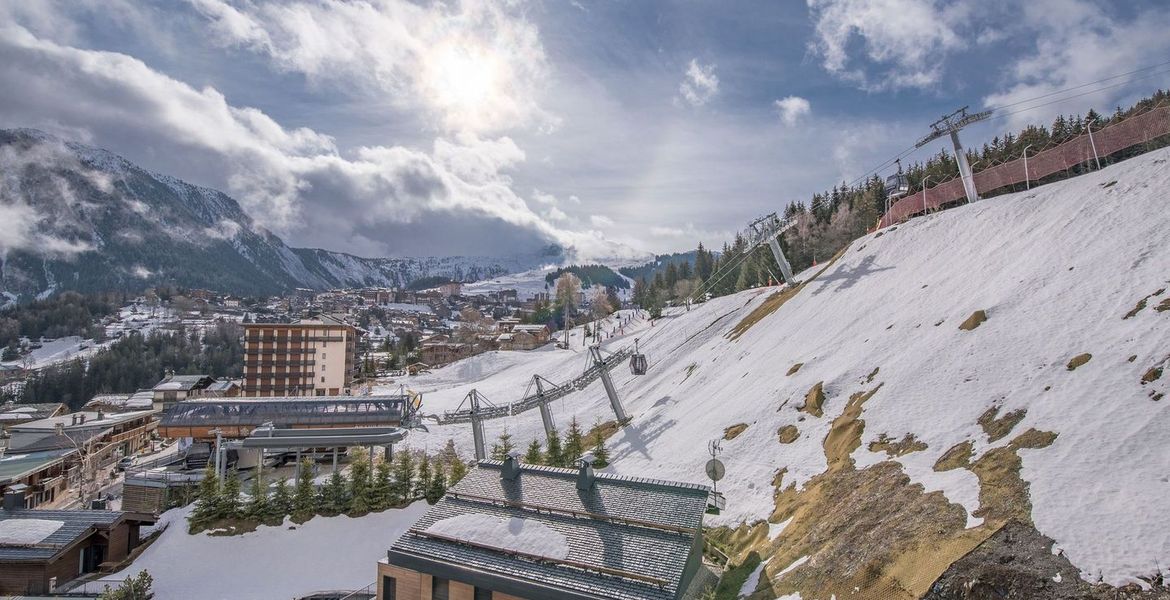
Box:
[474,587,492,600]
[431,577,449,600]
[322,352,326,359]
[381,576,397,600]
[321,376,326,383]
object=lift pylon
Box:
[531,375,558,440]
[915,105,991,204]
[590,345,628,422]
[452,389,496,461]
[745,213,798,285]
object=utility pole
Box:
[915,106,991,204]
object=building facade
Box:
[242,317,357,397]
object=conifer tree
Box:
[414,453,431,500]
[319,470,348,516]
[523,439,543,465]
[448,454,468,486]
[189,462,221,531]
[371,459,393,510]
[545,428,565,467]
[591,429,611,468]
[349,452,372,515]
[391,448,415,504]
[564,418,585,465]
[292,460,316,522]
[425,465,447,504]
[490,429,516,460]
[244,472,268,522]
[269,478,292,524]
[219,469,242,520]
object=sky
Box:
[0,0,1168,261]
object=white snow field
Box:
[99,502,427,599]
[394,147,1170,588]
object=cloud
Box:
[590,214,615,228]
[678,59,719,107]
[0,137,100,259]
[806,0,965,90]
[775,96,811,126]
[0,23,643,261]
[980,0,1170,128]
[186,0,558,135]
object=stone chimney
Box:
[96,410,104,421]
[71,414,78,426]
[55,422,65,436]
[500,453,521,481]
[576,453,596,491]
[78,414,86,425]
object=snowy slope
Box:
[397,147,1170,589]
[97,503,428,600]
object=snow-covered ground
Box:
[462,264,635,301]
[97,502,428,600]
[0,335,100,369]
[389,147,1170,588]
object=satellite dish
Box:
[705,458,725,482]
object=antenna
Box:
[914,105,991,204]
[704,439,726,515]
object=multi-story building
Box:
[242,316,357,397]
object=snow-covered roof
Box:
[0,518,64,545]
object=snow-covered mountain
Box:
[0,128,559,299]
[387,146,1170,597]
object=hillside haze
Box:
[0,128,561,299]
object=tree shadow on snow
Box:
[610,413,678,462]
[810,254,894,296]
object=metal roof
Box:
[0,449,76,485]
[0,509,124,562]
[388,461,710,600]
[159,395,410,428]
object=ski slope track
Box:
[389,148,1170,591]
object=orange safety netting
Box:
[878,104,1170,228]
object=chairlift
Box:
[629,338,648,375]
[885,158,910,200]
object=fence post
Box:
[1086,118,1102,170]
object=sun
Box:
[423,42,504,130]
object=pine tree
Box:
[564,418,585,465]
[188,462,221,531]
[371,459,393,510]
[269,478,292,524]
[292,460,316,522]
[414,454,431,500]
[523,439,543,465]
[392,448,415,504]
[349,452,372,515]
[425,465,447,504]
[221,469,242,520]
[99,569,153,600]
[319,470,348,516]
[448,454,468,486]
[591,429,611,468]
[244,472,268,522]
[545,428,565,467]
[490,429,516,461]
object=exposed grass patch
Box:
[978,407,1027,442]
[801,382,826,418]
[729,245,849,341]
[869,433,928,457]
[824,385,882,470]
[1158,298,1170,312]
[684,363,699,380]
[712,551,763,600]
[588,419,622,443]
[786,362,803,376]
[934,441,974,472]
[969,429,1057,524]
[1143,366,1164,385]
[1066,353,1092,371]
[1124,288,1165,319]
[724,423,749,440]
[778,425,800,444]
[1101,180,1118,188]
[958,310,988,331]
[866,367,880,383]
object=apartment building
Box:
[242,316,357,397]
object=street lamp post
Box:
[1022,145,1034,190]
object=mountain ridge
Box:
[0,128,562,300]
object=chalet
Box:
[511,324,551,345]
[0,449,76,509]
[151,373,216,409]
[378,456,717,600]
[85,391,155,413]
[0,403,68,433]
[420,341,476,367]
[6,410,158,483]
[0,498,151,594]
